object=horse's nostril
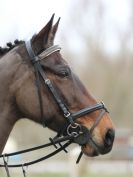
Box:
[104,129,115,148]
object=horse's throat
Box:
[0,111,16,154]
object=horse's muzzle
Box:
[82,128,115,157]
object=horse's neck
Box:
[0,50,21,153]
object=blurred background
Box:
[0,0,133,177]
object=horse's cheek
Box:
[15,82,40,117]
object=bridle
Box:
[25,40,108,145]
[0,40,108,176]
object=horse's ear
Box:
[47,17,61,46]
[32,14,54,54]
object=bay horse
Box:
[0,15,115,159]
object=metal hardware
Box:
[45,79,51,85]
[67,123,82,137]
[64,112,71,118]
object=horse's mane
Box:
[0,40,24,58]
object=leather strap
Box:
[90,109,106,133]
[26,40,46,126]
[39,45,61,60]
[3,156,10,177]
[72,102,107,120]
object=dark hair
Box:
[0,39,24,57]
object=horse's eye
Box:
[59,69,70,78]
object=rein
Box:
[0,136,73,167]
[0,39,108,177]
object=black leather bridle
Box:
[25,40,108,146]
[0,40,109,174]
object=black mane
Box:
[0,40,24,57]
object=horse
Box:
[0,14,115,159]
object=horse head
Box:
[1,15,115,157]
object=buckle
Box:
[64,112,71,118]
[101,101,109,113]
[101,101,105,108]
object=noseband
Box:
[25,40,108,146]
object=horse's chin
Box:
[81,139,113,157]
[81,144,100,157]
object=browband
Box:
[39,45,61,60]
[25,40,61,63]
